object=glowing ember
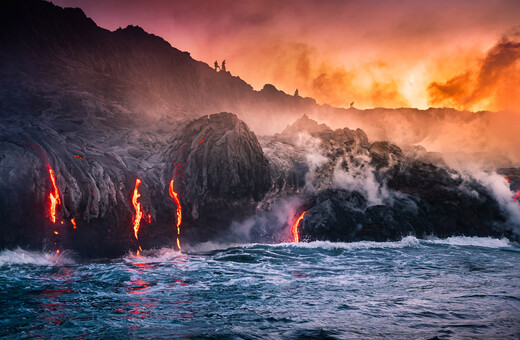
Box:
[199,138,205,144]
[137,246,143,257]
[506,177,511,182]
[56,249,60,254]
[176,237,181,251]
[514,191,520,202]
[54,230,59,235]
[169,179,182,233]
[148,214,151,223]
[74,154,83,160]
[71,218,77,229]
[291,211,306,243]
[47,165,61,223]
[132,179,143,240]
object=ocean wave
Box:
[186,235,514,254]
[122,247,185,263]
[0,248,75,265]
[272,235,422,250]
[423,236,512,248]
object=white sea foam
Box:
[123,247,185,263]
[0,248,75,265]
[272,235,422,250]
[208,235,514,252]
[424,236,512,248]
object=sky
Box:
[52,0,520,111]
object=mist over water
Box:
[1,237,519,339]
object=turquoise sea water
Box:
[1,236,519,339]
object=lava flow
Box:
[47,165,61,223]
[514,191,520,202]
[169,179,183,250]
[132,179,143,240]
[291,211,307,243]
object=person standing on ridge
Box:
[221,60,226,72]
[214,60,220,71]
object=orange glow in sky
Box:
[51,0,520,111]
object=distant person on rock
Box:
[350,101,354,108]
[221,60,226,72]
[294,89,299,96]
[214,60,220,71]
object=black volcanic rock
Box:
[298,161,512,243]
[0,110,272,256]
[165,112,271,234]
[263,116,517,243]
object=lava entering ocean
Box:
[169,179,183,250]
[132,179,143,240]
[291,211,306,243]
[47,165,61,224]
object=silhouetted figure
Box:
[214,60,220,71]
[294,89,299,96]
[221,60,226,72]
[350,101,354,108]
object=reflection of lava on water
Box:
[128,279,150,295]
[34,268,75,333]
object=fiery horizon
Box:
[50,0,520,112]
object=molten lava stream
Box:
[169,179,183,250]
[47,164,63,254]
[291,211,307,243]
[514,191,520,202]
[132,179,144,256]
[47,165,61,224]
[132,179,143,240]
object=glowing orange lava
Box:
[71,218,77,229]
[74,154,83,160]
[132,179,143,240]
[169,179,183,250]
[47,165,61,223]
[291,211,306,243]
[169,179,182,233]
[514,191,520,202]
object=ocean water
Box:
[1,236,519,339]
